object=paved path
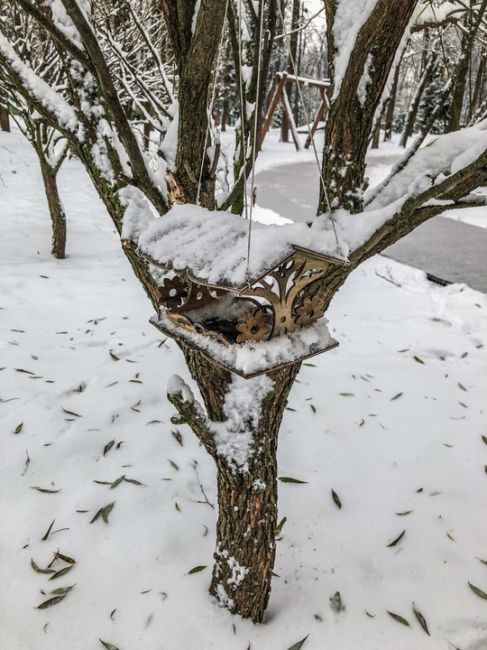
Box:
[255,161,487,293]
[383,218,487,293]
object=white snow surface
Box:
[135,203,347,287]
[1,128,487,650]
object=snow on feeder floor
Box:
[134,204,349,377]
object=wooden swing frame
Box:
[258,72,331,151]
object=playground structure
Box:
[258,72,331,150]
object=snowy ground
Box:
[1,129,487,650]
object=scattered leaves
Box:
[110,476,125,490]
[41,520,55,541]
[49,565,73,581]
[387,611,410,627]
[331,489,342,509]
[330,591,344,613]
[103,441,115,457]
[36,585,75,609]
[109,350,120,361]
[90,502,115,524]
[468,582,487,599]
[13,422,23,434]
[390,392,403,401]
[287,635,309,650]
[387,530,406,547]
[31,559,55,575]
[99,641,120,650]
[275,517,287,538]
[413,356,425,364]
[279,476,307,484]
[31,486,60,494]
[62,407,81,418]
[187,565,207,575]
[412,603,430,636]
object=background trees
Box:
[0,0,485,624]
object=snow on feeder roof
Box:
[134,204,349,377]
[138,204,348,289]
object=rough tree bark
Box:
[400,54,435,148]
[446,0,487,132]
[169,350,301,622]
[320,0,417,212]
[0,102,10,131]
[160,0,227,207]
[39,156,66,259]
[383,60,400,141]
[281,0,300,143]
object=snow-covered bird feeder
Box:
[137,205,349,378]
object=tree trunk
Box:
[281,0,301,143]
[400,55,434,148]
[210,443,278,621]
[446,29,470,132]
[471,47,486,117]
[171,348,301,622]
[320,0,417,213]
[161,0,227,208]
[383,57,400,141]
[371,118,381,148]
[39,158,66,259]
[446,0,487,133]
[0,104,10,132]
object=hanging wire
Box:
[245,0,266,277]
[196,0,230,207]
[236,0,250,223]
[276,1,341,250]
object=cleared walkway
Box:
[383,218,487,293]
[255,161,487,293]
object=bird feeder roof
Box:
[138,204,349,289]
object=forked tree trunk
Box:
[39,158,66,259]
[171,348,301,621]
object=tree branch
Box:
[166,375,217,458]
[13,0,94,71]
[59,0,167,214]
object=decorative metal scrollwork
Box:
[158,251,334,347]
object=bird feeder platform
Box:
[136,204,349,378]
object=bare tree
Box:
[0,3,69,257]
